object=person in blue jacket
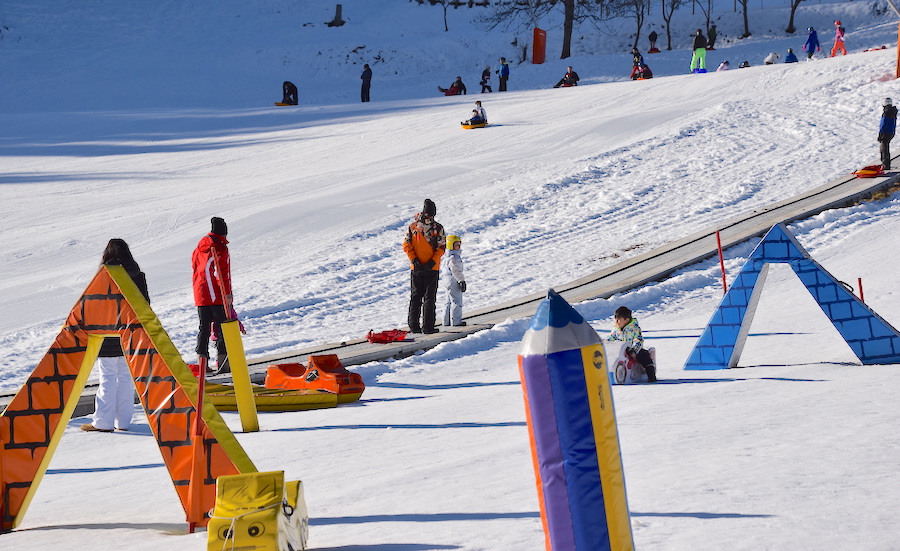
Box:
[784,48,799,63]
[879,98,897,170]
[496,57,510,91]
[803,27,820,60]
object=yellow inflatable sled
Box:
[204,383,338,411]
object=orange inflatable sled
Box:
[853,164,885,178]
[265,354,365,403]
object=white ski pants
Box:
[92,356,135,430]
[443,280,464,326]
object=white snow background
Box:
[1,0,899,549]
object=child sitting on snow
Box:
[462,101,487,125]
[606,306,657,382]
[442,235,467,326]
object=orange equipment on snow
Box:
[853,164,885,178]
[366,329,408,343]
[265,355,365,403]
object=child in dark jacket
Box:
[606,306,657,382]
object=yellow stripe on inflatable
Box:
[580,344,634,550]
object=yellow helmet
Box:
[446,234,461,250]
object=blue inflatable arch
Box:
[684,223,900,370]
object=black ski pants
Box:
[408,269,440,331]
[196,304,228,359]
[881,136,893,170]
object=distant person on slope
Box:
[831,20,846,57]
[707,24,718,49]
[878,98,897,171]
[360,64,372,102]
[81,239,150,433]
[716,60,730,72]
[764,52,780,65]
[784,48,799,63]
[690,29,708,73]
[497,57,510,91]
[282,81,298,105]
[630,48,645,79]
[442,234,467,327]
[803,27,820,60]
[403,199,446,334]
[648,30,659,51]
[480,65,492,93]
[462,100,487,125]
[554,66,580,88]
[606,306,657,383]
[438,76,467,96]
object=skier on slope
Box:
[803,27,820,60]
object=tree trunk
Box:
[561,0,575,59]
[741,0,751,37]
[785,0,803,33]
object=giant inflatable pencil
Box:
[518,290,634,551]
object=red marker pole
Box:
[716,231,728,294]
[858,278,865,302]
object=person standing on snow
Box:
[803,27,820,60]
[630,47,645,79]
[878,98,897,171]
[648,30,658,51]
[480,65,492,93]
[497,57,510,91]
[192,217,233,374]
[442,235,467,327]
[81,239,150,433]
[690,29,708,72]
[831,20,846,57]
[404,199,446,334]
[707,24,718,49]
[360,64,372,102]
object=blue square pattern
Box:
[762,242,790,260]
[812,282,839,304]
[839,318,874,341]
[711,324,740,346]
[699,346,727,365]
[872,320,900,338]
[861,337,895,358]
[828,300,852,321]
[721,306,745,325]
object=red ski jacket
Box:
[192,233,232,306]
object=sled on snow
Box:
[648,47,661,54]
[366,329,409,343]
[265,354,365,403]
[853,164,885,178]
[203,382,338,411]
[275,102,298,106]
[461,121,488,129]
[607,344,656,385]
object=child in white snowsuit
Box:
[442,235,467,326]
[606,306,657,382]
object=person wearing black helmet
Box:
[878,98,897,171]
[403,199,446,334]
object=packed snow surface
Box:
[1,1,898,549]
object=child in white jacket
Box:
[442,235,467,326]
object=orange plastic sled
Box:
[853,164,885,178]
[265,354,365,403]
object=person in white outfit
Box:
[764,52,780,65]
[442,235,467,326]
[716,60,730,72]
[81,239,150,432]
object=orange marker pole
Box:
[187,355,208,533]
[716,231,728,294]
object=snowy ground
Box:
[1,1,899,549]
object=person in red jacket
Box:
[192,216,233,373]
[403,199,446,334]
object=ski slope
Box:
[1,1,899,549]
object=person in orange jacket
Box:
[403,199,446,334]
[831,20,846,57]
[192,216,233,373]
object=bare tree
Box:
[660,0,684,50]
[695,0,714,34]
[621,0,650,49]
[785,0,805,33]
[477,0,610,59]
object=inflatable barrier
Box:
[203,383,338,411]
[265,354,365,403]
[207,470,308,551]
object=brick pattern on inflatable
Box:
[684,223,900,370]
[0,266,255,532]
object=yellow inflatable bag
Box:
[208,470,308,551]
